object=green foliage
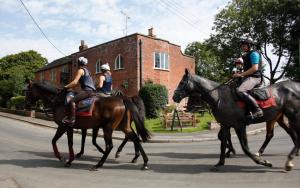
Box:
[8,96,25,110]
[185,41,228,81]
[210,0,300,83]
[139,82,168,118]
[0,50,47,107]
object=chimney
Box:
[79,40,88,51]
[148,27,156,38]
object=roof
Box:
[36,56,72,72]
[37,33,194,72]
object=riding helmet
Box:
[77,57,88,66]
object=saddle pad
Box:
[237,96,276,109]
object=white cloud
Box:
[0,0,229,62]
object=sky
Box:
[0,0,230,63]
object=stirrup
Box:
[251,109,264,118]
[62,116,75,126]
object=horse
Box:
[76,95,146,164]
[186,91,298,158]
[173,69,300,171]
[25,81,150,170]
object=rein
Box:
[202,78,234,95]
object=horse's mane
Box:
[34,81,58,95]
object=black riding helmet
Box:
[240,38,254,48]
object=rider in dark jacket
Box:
[233,38,263,118]
[62,57,96,126]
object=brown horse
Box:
[25,81,150,170]
[76,95,146,164]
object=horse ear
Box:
[185,68,190,75]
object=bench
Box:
[163,110,196,130]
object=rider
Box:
[233,38,263,118]
[96,63,112,97]
[62,57,96,126]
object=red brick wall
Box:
[137,35,195,103]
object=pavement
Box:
[0,111,267,143]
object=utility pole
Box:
[121,10,130,36]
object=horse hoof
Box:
[115,152,120,159]
[90,166,99,171]
[285,161,294,171]
[64,162,71,167]
[75,153,83,159]
[210,166,220,172]
[141,165,149,170]
[131,158,138,163]
[254,152,261,157]
[264,160,272,168]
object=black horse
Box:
[173,69,300,171]
[25,81,150,170]
[186,91,298,158]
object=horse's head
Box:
[25,81,59,109]
[173,68,195,103]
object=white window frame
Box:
[61,66,69,73]
[114,54,124,70]
[50,69,56,81]
[96,59,102,73]
[40,71,44,81]
[154,52,169,70]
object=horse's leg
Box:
[256,121,275,157]
[52,126,67,162]
[65,128,75,167]
[131,137,141,163]
[90,126,113,171]
[92,127,104,154]
[276,115,299,156]
[128,132,149,170]
[212,125,230,171]
[76,129,87,158]
[225,130,236,158]
[284,118,300,171]
[235,126,272,168]
[115,136,129,158]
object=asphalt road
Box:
[0,116,299,188]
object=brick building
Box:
[35,29,195,104]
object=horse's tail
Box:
[130,96,146,122]
[123,98,150,142]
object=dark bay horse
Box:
[25,81,150,170]
[186,91,298,158]
[173,69,300,171]
[76,95,146,163]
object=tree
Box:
[185,41,228,82]
[0,50,47,107]
[211,0,300,83]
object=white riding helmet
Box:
[100,63,110,71]
[78,57,88,66]
[234,57,244,64]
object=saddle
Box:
[65,91,96,116]
[237,87,276,109]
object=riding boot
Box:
[240,92,263,118]
[62,102,76,126]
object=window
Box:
[61,66,69,73]
[96,59,102,73]
[115,54,124,70]
[40,72,44,81]
[50,69,56,81]
[154,52,169,70]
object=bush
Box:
[8,96,25,110]
[139,82,168,118]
